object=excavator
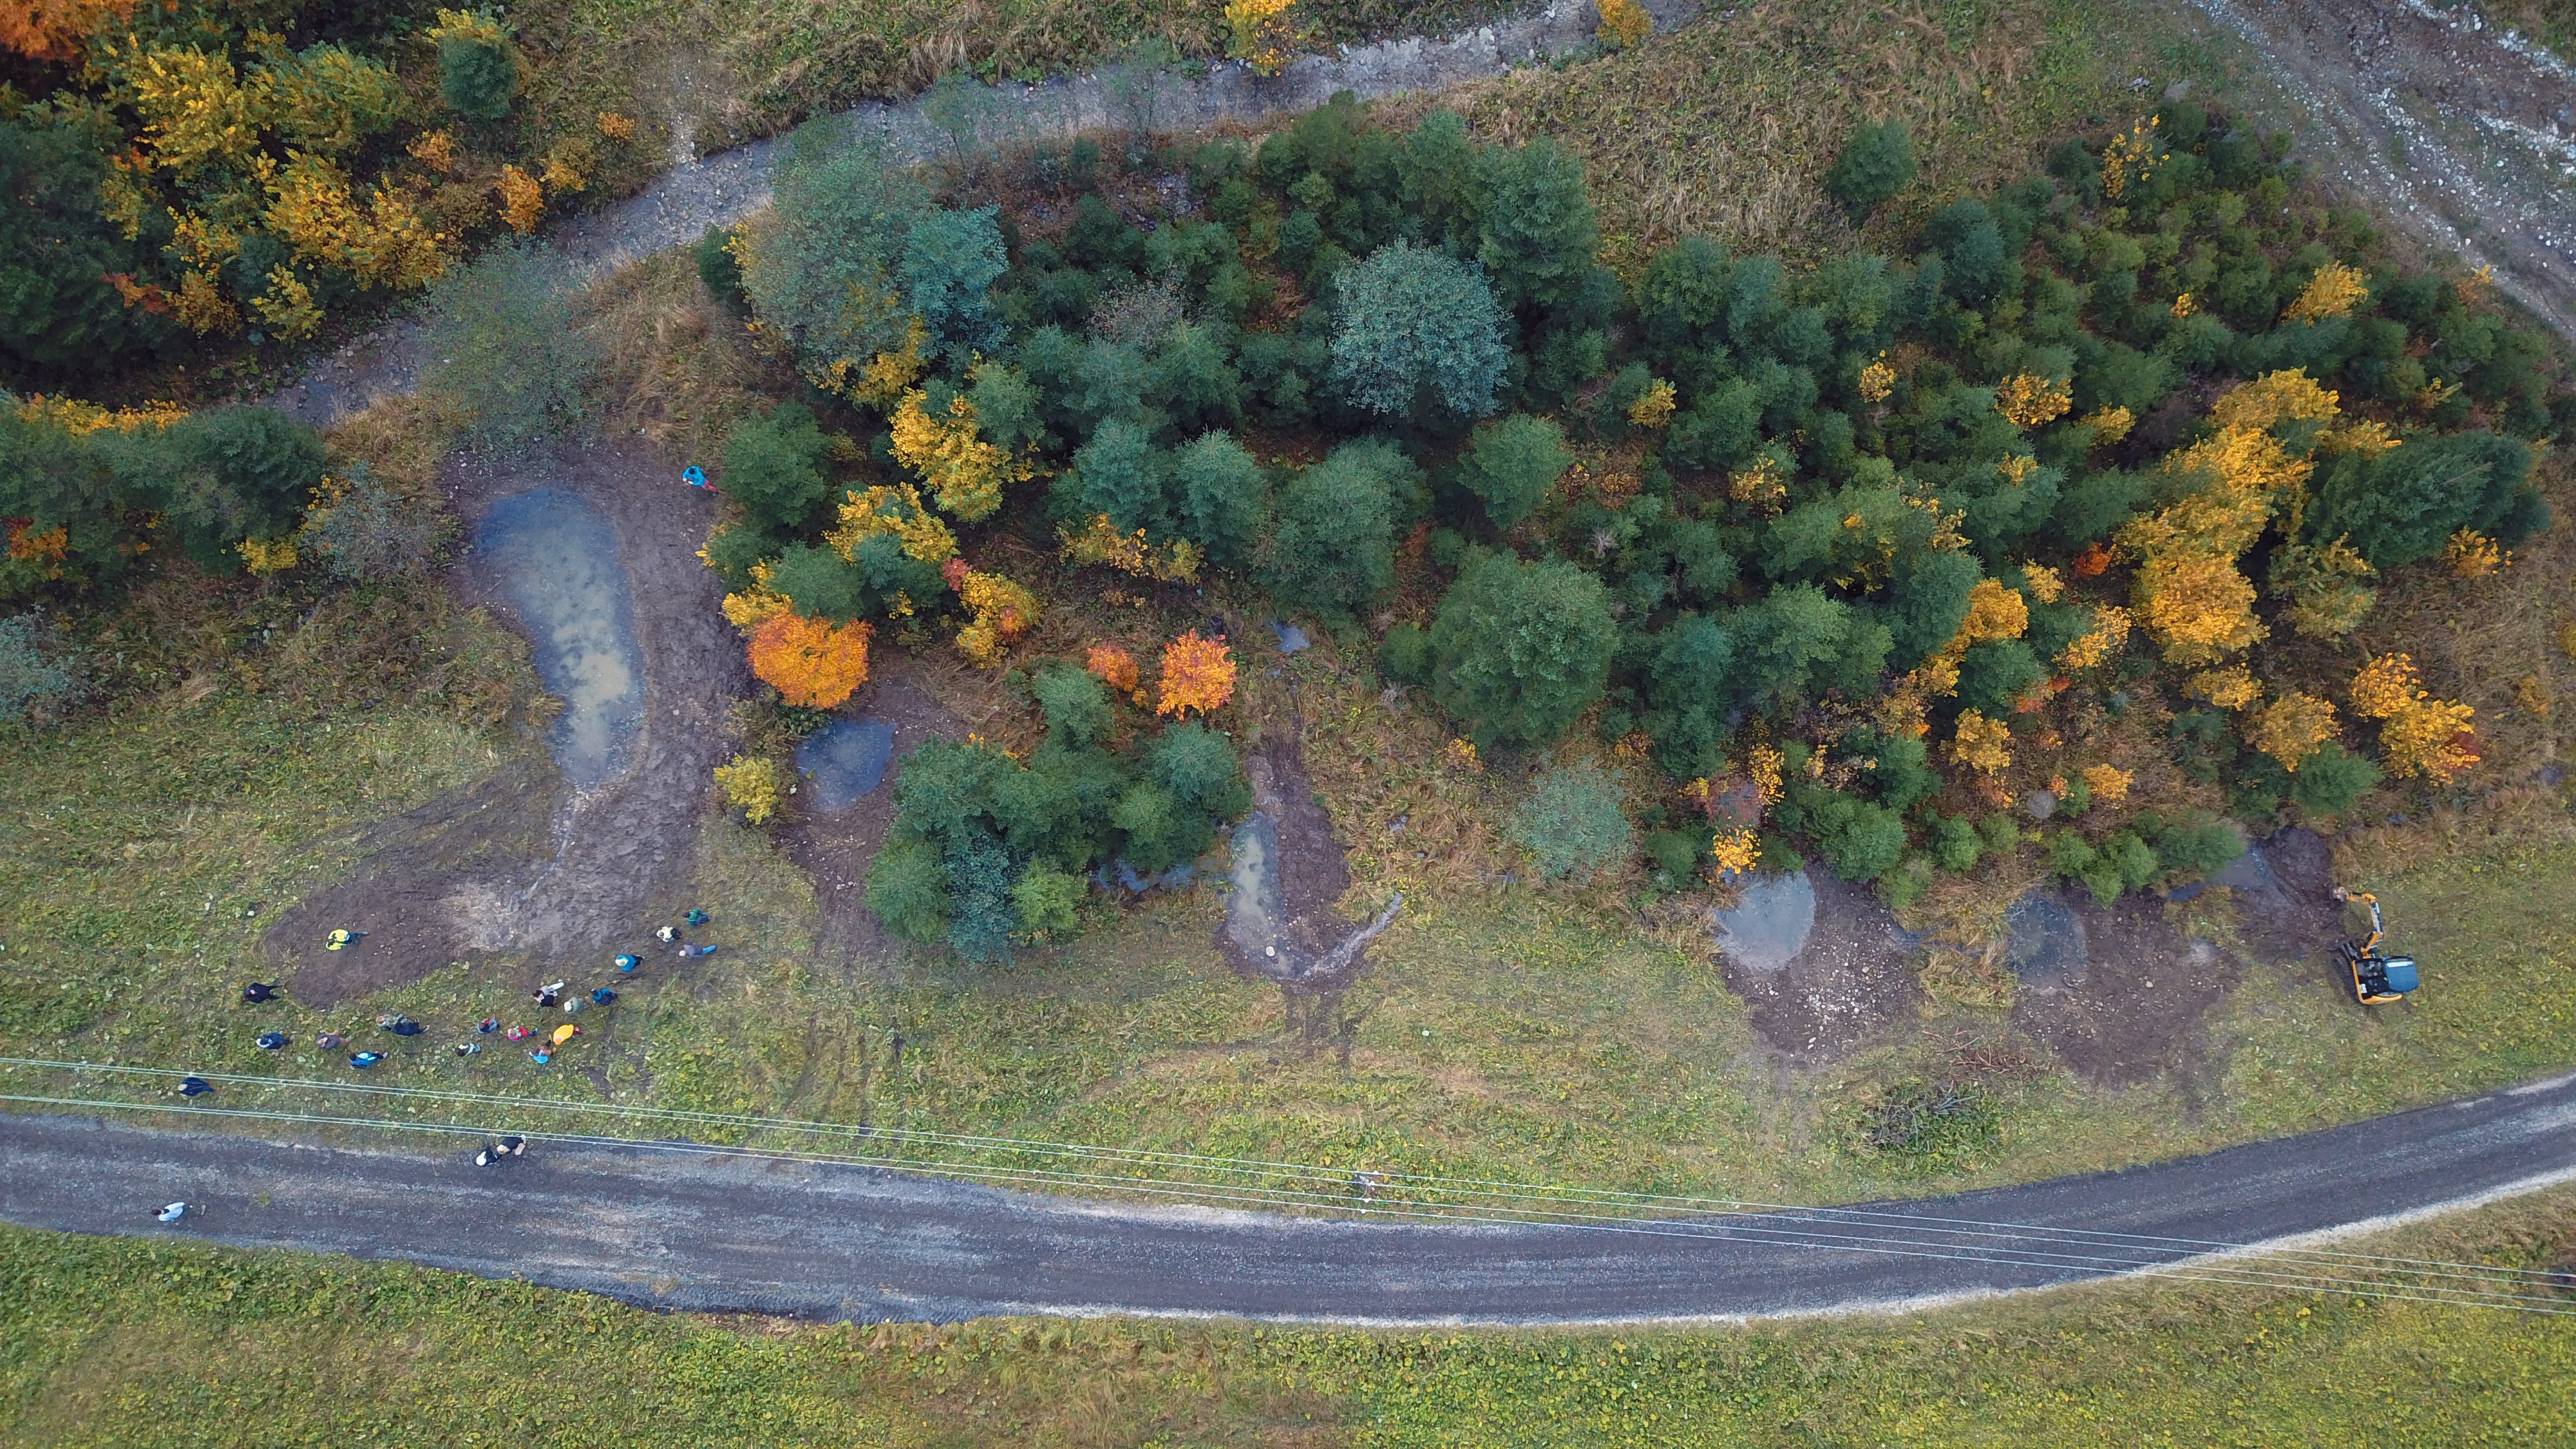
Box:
[2332,887,2419,1005]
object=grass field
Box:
[4,1188,2573,1446]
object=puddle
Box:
[474,488,644,789]
[795,717,895,813]
[1224,811,1285,966]
[1712,871,1817,973]
[2005,893,2090,988]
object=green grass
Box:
[5,1189,2573,1446]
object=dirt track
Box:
[2189,0,2576,340]
[268,440,747,1003]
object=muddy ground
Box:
[1719,873,1925,1061]
[2009,828,2345,1088]
[2191,0,2576,341]
[267,437,746,1005]
[784,658,966,957]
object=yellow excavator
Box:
[2333,887,2419,1005]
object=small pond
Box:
[1712,871,1816,974]
[795,717,896,813]
[474,488,644,789]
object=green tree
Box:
[0,117,160,382]
[768,543,870,622]
[1731,583,1853,708]
[723,403,834,535]
[866,838,951,943]
[1030,663,1112,747]
[433,12,520,121]
[1428,552,1617,748]
[1259,439,1410,622]
[1455,414,1572,530]
[898,205,1009,366]
[1010,862,1086,938]
[1473,138,1600,317]
[1329,242,1509,421]
[1171,431,1268,567]
[737,120,927,391]
[1510,761,1634,880]
[1058,419,1168,535]
[2307,430,2541,568]
[1824,120,1918,221]
[99,406,325,571]
[2290,743,2382,819]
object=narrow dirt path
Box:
[2186,0,2576,339]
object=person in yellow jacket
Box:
[549,1022,580,1048]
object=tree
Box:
[1157,631,1238,717]
[1032,663,1113,745]
[1455,414,1572,529]
[867,838,951,942]
[420,240,599,450]
[1260,438,1410,621]
[712,755,783,824]
[1084,643,1141,694]
[1010,862,1086,938]
[1428,553,1616,748]
[734,119,927,397]
[723,403,835,534]
[2307,430,2540,569]
[430,9,519,121]
[1510,761,1634,880]
[1472,138,1600,318]
[1824,120,1918,221]
[898,205,1009,366]
[1171,431,1268,567]
[1329,242,1509,420]
[0,116,162,381]
[749,612,872,708]
[1059,419,1167,535]
[99,405,327,571]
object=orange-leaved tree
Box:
[1084,643,1141,694]
[1156,631,1236,717]
[749,611,872,708]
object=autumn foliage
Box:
[1,0,133,59]
[1155,632,1237,717]
[749,611,873,708]
[1084,643,1141,694]
[2349,654,2477,781]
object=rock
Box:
[1269,620,1311,654]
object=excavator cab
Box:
[2332,889,2417,1005]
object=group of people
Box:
[225,909,717,1072]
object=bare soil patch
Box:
[784,654,967,957]
[2012,891,2242,1088]
[266,437,747,1005]
[1720,873,1924,1060]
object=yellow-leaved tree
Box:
[2349,654,2477,781]
[888,388,1028,522]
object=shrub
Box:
[1260,439,1410,621]
[768,544,871,622]
[1510,761,1634,880]
[866,838,950,943]
[420,240,598,449]
[98,406,328,571]
[1861,1079,2001,1173]
[1801,790,1907,882]
[712,754,784,824]
[1428,553,1616,748]
[1455,414,1573,530]
[694,226,746,308]
[1825,120,1918,221]
[298,463,446,580]
[1329,242,1509,420]
[1930,813,1982,871]
[1010,862,1086,938]
[2307,430,2540,568]
[430,10,519,121]
[1156,632,1238,718]
[943,831,1020,962]
[1030,663,1113,746]
[2290,742,2382,817]
[723,404,835,534]
[0,614,76,724]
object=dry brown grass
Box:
[1394,0,2208,270]
[582,252,788,468]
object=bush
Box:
[736,120,928,389]
[723,403,835,534]
[1379,623,1432,684]
[2141,812,2245,882]
[1059,418,1167,534]
[1010,862,1086,938]
[768,544,870,622]
[1455,414,1572,530]
[298,462,446,580]
[98,406,327,571]
[1861,1079,2001,1173]
[433,12,520,120]
[866,838,951,943]
[694,226,746,309]
[1260,439,1411,621]
[2307,430,2540,568]
[1825,120,1918,221]
[1510,761,1634,880]
[2290,742,2382,818]
[0,614,76,724]
[1428,553,1617,748]
[1801,790,1907,882]
[420,240,598,449]
[1329,242,1510,420]
[1930,813,1982,871]
[1030,663,1112,746]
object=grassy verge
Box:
[4,1189,2573,1446]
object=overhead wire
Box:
[6,1056,2570,1297]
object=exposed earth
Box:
[265,439,746,1005]
[1715,872,1926,1061]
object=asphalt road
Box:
[6,1069,2575,1324]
